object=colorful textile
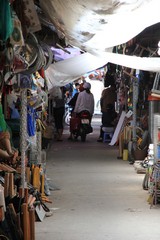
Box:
[0,105,7,132]
[0,0,13,41]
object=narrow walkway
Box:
[36,116,160,240]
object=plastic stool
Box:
[103,127,114,143]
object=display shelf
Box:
[148,114,160,207]
[153,114,160,163]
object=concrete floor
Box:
[36,116,160,240]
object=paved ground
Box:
[35,115,160,240]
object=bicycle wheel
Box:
[65,112,71,126]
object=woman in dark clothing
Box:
[97,103,117,142]
[49,86,65,141]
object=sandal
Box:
[97,138,103,142]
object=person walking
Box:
[49,86,65,141]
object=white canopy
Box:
[45,53,106,90]
[41,0,160,87]
[40,0,160,53]
[45,52,160,90]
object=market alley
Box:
[35,115,160,240]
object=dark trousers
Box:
[53,107,65,130]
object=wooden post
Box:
[22,203,30,240]
[9,173,14,198]
[41,174,45,195]
[4,172,10,198]
[29,208,35,240]
[26,167,31,183]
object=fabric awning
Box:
[45,52,160,89]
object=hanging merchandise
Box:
[13,54,29,74]
[10,11,24,46]
[21,34,46,75]
[28,88,48,110]
[39,42,54,71]
[0,0,13,41]
[19,74,32,89]
[22,0,41,33]
[27,106,36,136]
[36,118,46,132]
[11,103,20,119]
[34,71,45,88]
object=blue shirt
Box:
[72,89,78,97]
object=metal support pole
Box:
[36,131,42,164]
[20,89,27,189]
[132,79,139,148]
[149,72,160,143]
[149,100,154,142]
[153,114,160,164]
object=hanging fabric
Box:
[0,0,13,41]
[19,74,33,89]
[27,106,36,136]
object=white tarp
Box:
[45,53,107,90]
[41,0,160,87]
[45,52,160,89]
[101,52,160,73]
[40,0,160,53]
[84,0,160,54]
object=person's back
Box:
[74,82,94,116]
[101,84,117,113]
[97,103,117,142]
[102,104,117,127]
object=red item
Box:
[148,94,160,101]
[39,68,45,79]
[70,116,81,132]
